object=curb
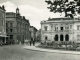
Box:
[23,46,80,55]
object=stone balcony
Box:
[41,30,74,33]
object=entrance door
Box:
[60,34,64,41]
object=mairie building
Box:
[41,17,80,43]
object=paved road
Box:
[0,44,80,60]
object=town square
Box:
[0,0,80,60]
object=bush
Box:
[39,41,80,51]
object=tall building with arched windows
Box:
[41,17,80,43]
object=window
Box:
[10,29,13,32]
[44,26,47,31]
[77,25,80,30]
[61,27,63,31]
[56,27,58,30]
[55,27,56,31]
[45,36,48,40]
[2,21,3,26]
[10,23,13,27]
[66,26,69,29]
[65,24,69,29]
[10,35,13,39]
[65,34,69,41]
[55,27,58,31]
[70,25,72,29]
[6,23,8,27]
[55,35,58,41]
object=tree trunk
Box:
[65,10,68,17]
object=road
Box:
[0,44,80,60]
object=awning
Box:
[0,35,8,37]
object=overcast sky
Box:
[0,0,75,30]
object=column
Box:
[64,34,65,41]
[58,34,60,41]
[5,37,6,43]
[51,34,53,41]
[51,24,53,31]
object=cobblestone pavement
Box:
[0,44,80,60]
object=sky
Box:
[0,0,75,30]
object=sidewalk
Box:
[23,43,80,55]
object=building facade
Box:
[6,8,30,44]
[41,18,80,43]
[0,5,7,44]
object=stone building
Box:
[0,5,7,44]
[41,17,80,43]
[6,8,30,44]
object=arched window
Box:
[60,34,64,41]
[65,34,69,41]
[55,34,58,41]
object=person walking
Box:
[30,40,31,46]
[0,40,3,46]
[33,37,35,46]
[30,37,36,46]
[33,38,35,46]
[30,37,33,46]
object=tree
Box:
[45,0,80,18]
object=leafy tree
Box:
[45,0,80,18]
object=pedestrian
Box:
[30,41,31,46]
[33,37,35,46]
[30,37,33,46]
[0,40,3,46]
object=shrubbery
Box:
[40,41,80,51]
